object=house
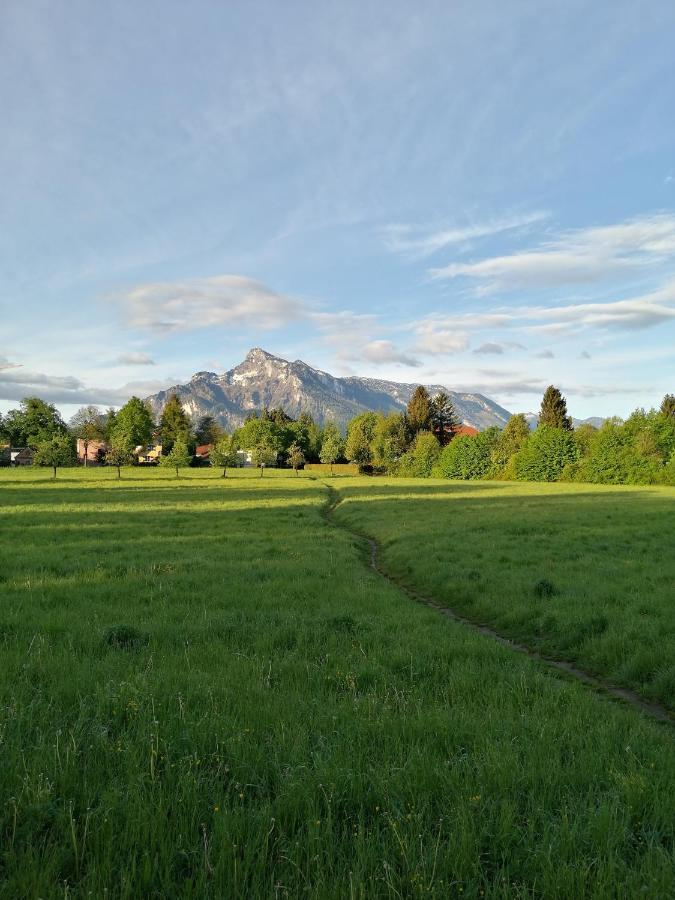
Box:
[195,443,213,459]
[236,449,253,467]
[134,444,163,465]
[76,439,109,466]
[452,424,479,438]
[12,447,34,466]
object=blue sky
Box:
[2,0,675,420]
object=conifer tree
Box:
[660,394,675,418]
[406,386,432,434]
[538,386,572,431]
[159,394,192,453]
[431,391,459,445]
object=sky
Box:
[2,0,675,421]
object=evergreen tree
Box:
[660,394,675,418]
[406,386,432,434]
[431,391,459,446]
[194,415,221,446]
[538,386,572,430]
[159,394,192,453]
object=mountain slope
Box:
[145,348,513,431]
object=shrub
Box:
[513,427,579,482]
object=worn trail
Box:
[321,483,674,728]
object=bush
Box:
[435,428,500,479]
[513,427,579,482]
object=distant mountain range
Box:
[145,348,513,431]
[525,413,607,430]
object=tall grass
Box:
[333,478,675,711]
[0,469,673,897]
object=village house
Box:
[76,439,109,466]
[134,444,163,465]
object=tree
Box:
[194,415,222,446]
[436,428,500,479]
[291,412,322,462]
[210,436,238,477]
[235,415,286,459]
[159,394,192,453]
[106,443,133,479]
[491,413,531,473]
[111,397,154,450]
[538,386,572,430]
[3,397,67,447]
[406,386,432,435]
[513,426,578,481]
[431,392,459,446]
[661,394,675,418]
[160,436,192,477]
[344,413,377,467]
[287,441,305,475]
[34,433,76,478]
[399,431,441,477]
[371,413,408,472]
[320,423,344,476]
[69,405,105,466]
[251,442,277,476]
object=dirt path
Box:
[322,482,674,728]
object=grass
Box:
[333,479,675,711]
[0,468,674,898]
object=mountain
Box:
[525,413,608,430]
[145,348,513,431]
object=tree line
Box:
[2,387,674,484]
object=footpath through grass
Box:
[333,479,675,712]
[0,469,674,898]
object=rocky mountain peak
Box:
[145,349,513,431]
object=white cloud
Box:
[418,278,675,336]
[116,352,156,365]
[381,211,548,260]
[473,342,503,355]
[117,275,304,333]
[359,340,421,367]
[534,349,555,359]
[430,213,675,290]
[412,322,469,355]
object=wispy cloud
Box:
[381,211,548,260]
[430,213,675,290]
[0,366,173,407]
[418,278,675,336]
[0,356,22,371]
[117,275,304,333]
[116,352,156,366]
[534,349,555,359]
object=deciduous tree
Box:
[210,436,238,477]
[34,433,76,478]
[160,436,192,477]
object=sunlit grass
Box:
[0,469,673,897]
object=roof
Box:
[196,444,213,456]
[452,424,479,437]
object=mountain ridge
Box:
[145,348,513,431]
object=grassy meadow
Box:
[0,468,674,897]
[333,479,675,711]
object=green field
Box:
[1,469,674,898]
